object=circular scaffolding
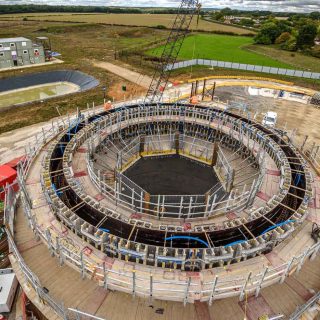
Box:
[39,103,312,271]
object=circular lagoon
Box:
[0,70,99,110]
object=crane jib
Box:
[144,0,201,104]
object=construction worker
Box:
[190,95,198,104]
[104,100,113,112]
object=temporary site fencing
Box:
[166,59,320,80]
[3,102,320,320]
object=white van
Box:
[262,111,277,127]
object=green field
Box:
[149,34,293,68]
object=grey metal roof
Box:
[0,37,31,43]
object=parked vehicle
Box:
[262,111,278,127]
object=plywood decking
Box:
[11,203,320,320]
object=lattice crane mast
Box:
[144,0,201,103]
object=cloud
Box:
[1,0,320,13]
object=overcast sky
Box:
[2,0,320,13]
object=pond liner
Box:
[0,70,99,93]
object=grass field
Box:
[148,34,293,68]
[0,19,318,135]
[0,21,155,134]
[246,44,320,73]
[0,13,254,35]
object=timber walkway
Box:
[11,202,320,320]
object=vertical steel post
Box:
[240,271,252,301]
[255,267,268,297]
[132,270,136,297]
[201,79,206,101]
[80,251,85,280]
[103,263,108,290]
[179,196,184,218]
[184,277,191,306]
[150,274,153,302]
[281,257,294,283]
[209,276,218,306]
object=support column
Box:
[300,135,309,152]
[195,80,199,96]
[211,82,216,101]
[226,169,235,193]
[175,132,180,155]
[201,79,207,101]
[144,192,150,213]
[190,82,194,98]
[211,142,219,167]
[139,135,145,157]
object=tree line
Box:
[211,7,320,19]
[254,15,320,57]
[0,5,182,15]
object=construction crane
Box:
[144,0,201,104]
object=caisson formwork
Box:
[4,102,320,319]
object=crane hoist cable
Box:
[190,3,202,79]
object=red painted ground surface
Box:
[265,251,285,267]
[80,287,109,315]
[77,147,87,153]
[257,191,271,201]
[194,301,212,320]
[74,170,87,177]
[227,212,238,220]
[267,169,280,176]
[285,277,314,301]
[130,213,142,219]
[94,194,104,201]
[307,213,320,224]
[18,239,41,253]
[239,295,275,320]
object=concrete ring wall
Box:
[39,103,312,271]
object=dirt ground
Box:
[214,86,320,145]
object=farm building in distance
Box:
[0,37,45,69]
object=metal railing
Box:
[6,185,320,310]
[2,102,320,319]
[289,291,320,319]
[82,109,268,220]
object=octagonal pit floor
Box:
[123,155,220,195]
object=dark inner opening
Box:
[123,155,220,195]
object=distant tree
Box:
[288,14,305,22]
[254,22,282,44]
[220,7,233,16]
[239,18,255,27]
[276,20,292,32]
[281,35,297,51]
[296,23,318,48]
[212,11,224,21]
[275,32,291,44]
[309,11,320,21]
